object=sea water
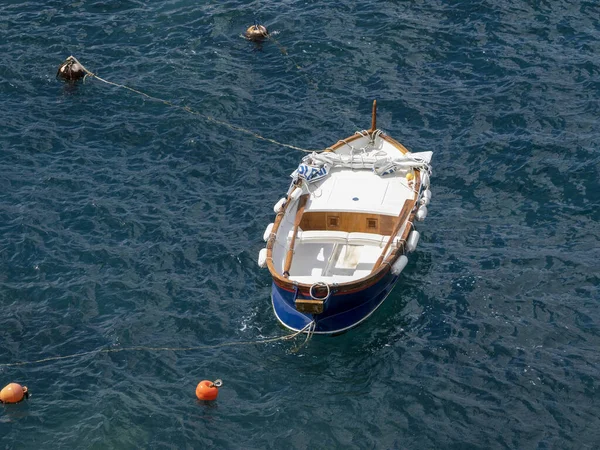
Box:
[1,1,599,448]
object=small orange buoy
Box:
[0,383,29,404]
[245,24,269,42]
[406,172,415,182]
[195,379,222,401]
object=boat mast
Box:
[369,100,377,133]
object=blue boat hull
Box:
[271,270,400,334]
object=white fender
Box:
[289,187,303,202]
[406,230,420,252]
[420,189,432,206]
[421,172,430,188]
[258,248,268,268]
[273,197,286,214]
[263,223,274,241]
[416,205,428,221]
[391,255,408,275]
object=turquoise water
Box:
[1,1,599,448]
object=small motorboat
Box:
[258,101,433,335]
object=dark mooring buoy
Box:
[245,24,269,42]
[56,56,87,82]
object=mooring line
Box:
[0,323,316,368]
[64,56,317,154]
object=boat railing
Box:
[371,199,413,272]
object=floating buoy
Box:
[245,24,269,42]
[196,379,222,401]
[56,56,87,82]
[0,383,29,404]
[406,172,415,182]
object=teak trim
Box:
[299,211,396,235]
[295,298,325,314]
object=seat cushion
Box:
[347,232,386,247]
[289,230,349,244]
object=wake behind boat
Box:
[258,101,433,334]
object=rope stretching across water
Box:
[12,56,324,370]
[0,321,316,368]
[64,55,316,153]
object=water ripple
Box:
[1,0,600,448]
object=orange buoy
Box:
[245,24,269,42]
[195,379,222,401]
[0,383,29,404]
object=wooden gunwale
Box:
[382,135,411,154]
[265,131,420,296]
[371,199,413,272]
[323,133,364,153]
[282,194,309,277]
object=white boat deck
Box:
[305,167,413,216]
[287,236,393,284]
[268,133,425,285]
